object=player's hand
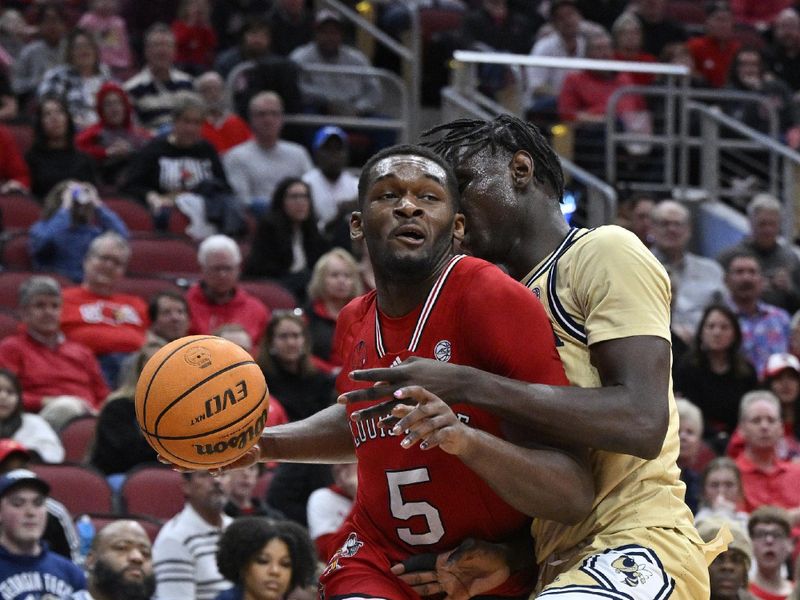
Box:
[388,386,474,456]
[156,445,262,475]
[392,539,512,600]
[337,357,467,419]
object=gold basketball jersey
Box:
[523,226,700,567]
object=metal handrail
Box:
[604,85,780,189]
[452,50,691,76]
[687,100,800,238]
[226,61,410,142]
[321,0,420,139]
[440,83,618,225]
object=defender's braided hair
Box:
[421,114,565,203]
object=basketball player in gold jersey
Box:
[338,115,724,599]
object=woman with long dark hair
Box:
[674,304,758,445]
[25,94,95,200]
[257,310,334,422]
[243,177,330,302]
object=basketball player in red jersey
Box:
[164,144,594,599]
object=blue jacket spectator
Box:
[0,469,86,599]
[29,181,129,282]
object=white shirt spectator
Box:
[302,167,358,230]
[152,504,232,600]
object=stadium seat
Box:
[0,194,42,231]
[239,280,297,311]
[1,233,32,270]
[0,309,18,339]
[86,512,163,541]
[127,237,198,279]
[31,463,114,516]
[58,415,97,463]
[0,271,73,310]
[115,277,182,302]
[103,197,154,233]
[167,209,191,237]
[120,465,186,521]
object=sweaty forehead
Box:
[371,155,448,184]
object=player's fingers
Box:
[156,454,193,473]
[214,446,260,473]
[337,383,400,405]
[348,367,403,383]
[400,414,454,450]
[393,568,443,593]
[349,397,413,422]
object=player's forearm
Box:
[457,428,593,524]
[259,404,356,463]
[460,370,665,459]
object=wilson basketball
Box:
[135,335,269,470]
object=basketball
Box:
[135,335,269,470]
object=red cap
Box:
[0,440,29,463]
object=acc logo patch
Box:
[433,340,452,362]
[532,286,542,298]
[184,346,212,368]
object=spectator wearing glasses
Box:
[747,506,794,600]
[186,235,270,348]
[60,232,149,388]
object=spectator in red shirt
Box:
[172,0,217,75]
[558,30,649,123]
[0,275,108,427]
[734,390,800,524]
[60,232,149,388]
[186,234,270,347]
[686,1,742,87]
[195,71,251,155]
[747,506,794,600]
[611,12,657,86]
[0,123,30,195]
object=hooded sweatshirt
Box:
[75,81,151,162]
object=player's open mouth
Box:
[393,225,425,244]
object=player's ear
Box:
[453,212,465,244]
[510,150,534,189]
[350,211,364,240]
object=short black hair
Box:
[148,291,188,323]
[357,143,460,210]
[421,115,565,203]
[721,249,760,273]
[216,518,316,590]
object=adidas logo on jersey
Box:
[390,356,402,368]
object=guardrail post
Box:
[784,159,798,241]
[699,110,720,201]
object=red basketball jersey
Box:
[333,255,569,564]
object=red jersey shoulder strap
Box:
[375,254,467,358]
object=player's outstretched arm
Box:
[340,335,670,460]
[391,386,594,523]
[257,403,357,463]
[162,404,357,472]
